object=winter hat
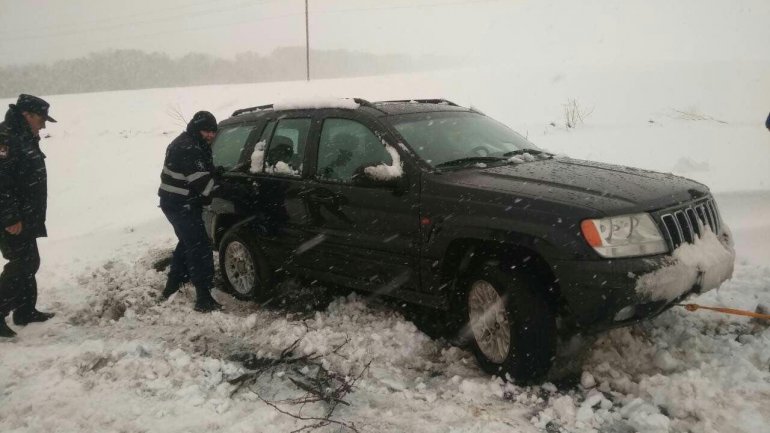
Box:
[187,111,218,134]
[14,94,57,123]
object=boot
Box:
[12,309,55,326]
[193,286,222,313]
[162,272,190,300]
[1,316,17,338]
[161,279,181,300]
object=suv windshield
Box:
[390,111,540,168]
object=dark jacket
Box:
[0,106,48,238]
[158,131,216,208]
[766,112,770,129]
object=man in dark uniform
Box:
[158,111,222,313]
[0,94,57,338]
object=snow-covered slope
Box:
[1,60,770,433]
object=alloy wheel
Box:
[468,279,511,364]
[224,241,257,295]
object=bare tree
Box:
[562,98,594,128]
[166,103,188,129]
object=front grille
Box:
[658,197,721,249]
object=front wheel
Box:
[463,264,556,383]
[219,229,272,301]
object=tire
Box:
[462,263,556,383]
[218,229,273,301]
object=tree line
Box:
[0,48,454,97]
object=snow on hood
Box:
[635,227,735,302]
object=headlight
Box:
[580,213,668,258]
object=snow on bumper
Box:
[634,227,735,302]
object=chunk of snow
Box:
[551,395,577,424]
[364,144,403,181]
[634,228,735,302]
[266,161,297,175]
[653,349,680,372]
[621,398,671,433]
[249,140,265,173]
[581,371,597,389]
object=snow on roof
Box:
[272,96,360,111]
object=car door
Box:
[240,115,319,271]
[204,121,262,240]
[300,111,421,295]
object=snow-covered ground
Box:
[2,59,770,433]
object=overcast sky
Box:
[1,0,769,67]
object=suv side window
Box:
[317,118,392,182]
[264,118,311,176]
[212,124,255,170]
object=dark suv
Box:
[204,98,735,382]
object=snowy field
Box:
[2,60,770,433]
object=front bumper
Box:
[551,232,735,334]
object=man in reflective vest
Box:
[158,111,222,312]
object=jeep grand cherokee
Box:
[203,98,735,382]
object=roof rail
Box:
[352,98,374,108]
[353,98,387,114]
[231,104,274,117]
[375,99,461,107]
[231,98,381,117]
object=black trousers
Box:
[161,203,214,296]
[0,234,41,318]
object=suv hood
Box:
[449,157,709,215]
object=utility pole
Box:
[305,0,310,81]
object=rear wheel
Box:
[219,229,272,301]
[463,263,556,383]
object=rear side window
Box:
[264,118,311,176]
[317,118,392,182]
[212,124,254,169]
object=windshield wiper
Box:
[435,156,508,169]
[502,149,549,158]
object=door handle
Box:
[313,195,337,205]
[299,188,346,206]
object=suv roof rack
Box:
[232,104,273,117]
[231,98,382,117]
[375,99,461,107]
[352,98,381,110]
